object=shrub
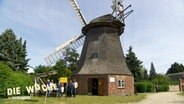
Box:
[10,72,33,95]
[0,63,12,97]
[152,74,171,85]
[135,82,147,93]
[135,82,156,93]
[146,82,155,92]
[159,85,169,92]
[0,63,33,97]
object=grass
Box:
[178,92,184,96]
[1,94,146,104]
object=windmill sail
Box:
[44,0,133,66]
[44,0,87,66]
[70,0,87,26]
[44,34,85,66]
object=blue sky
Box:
[0,0,184,73]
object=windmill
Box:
[44,0,134,96]
[44,0,133,66]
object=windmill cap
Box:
[82,14,125,35]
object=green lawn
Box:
[1,94,146,104]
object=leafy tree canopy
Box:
[53,60,72,77]
[151,74,171,85]
[63,48,79,72]
[34,65,52,74]
[34,47,79,80]
[0,29,29,72]
[166,62,184,74]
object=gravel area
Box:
[133,92,184,104]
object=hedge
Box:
[0,63,33,97]
[159,85,169,92]
[135,82,155,93]
[146,82,155,92]
[135,81,169,93]
[135,82,147,93]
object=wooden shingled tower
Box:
[44,0,134,96]
[73,14,134,96]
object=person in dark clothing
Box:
[67,80,74,97]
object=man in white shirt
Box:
[73,79,78,97]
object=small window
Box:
[90,53,98,59]
[118,80,125,88]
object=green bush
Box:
[152,74,171,85]
[10,72,33,95]
[0,63,33,97]
[135,82,147,93]
[135,82,156,93]
[146,82,155,92]
[159,85,169,92]
[0,63,12,97]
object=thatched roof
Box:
[82,14,125,35]
[76,14,132,75]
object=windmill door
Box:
[91,78,98,95]
[98,78,104,96]
[89,78,104,95]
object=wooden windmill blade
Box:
[44,34,85,66]
[44,0,133,66]
[70,0,87,26]
[44,0,87,66]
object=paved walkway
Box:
[134,92,184,104]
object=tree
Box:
[51,48,79,79]
[43,59,72,82]
[166,62,184,74]
[34,65,52,74]
[64,48,79,72]
[53,59,72,78]
[152,74,171,85]
[125,46,144,82]
[33,47,79,83]
[33,48,79,81]
[0,29,29,72]
[143,69,149,80]
[149,62,157,80]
